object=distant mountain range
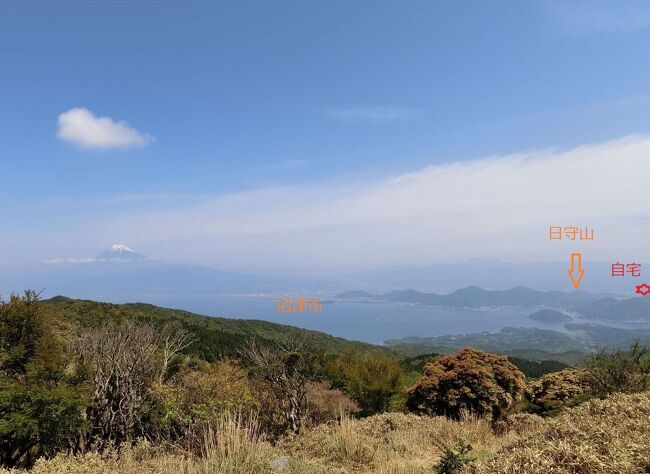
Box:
[576,297,650,321]
[0,244,339,299]
[338,260,647,295]
[338,286,606,308]
[337,286,650,321]
[3,246,649,323]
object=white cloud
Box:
[57,108,154,149]
[43,258,97,264]
[324,106,423,124]
[8,135,650,271]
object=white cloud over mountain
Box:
[8,136,650,271]
[57,108,154,149]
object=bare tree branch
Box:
[158,323,194,384]
[73,321,159,446]
[239,336,318,434]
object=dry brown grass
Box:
[198,412,273,473]
[0,413,274,474]
[0,411,510,474]
[278,411,516,473]
[466,391,650,474]
[4,391,650,474]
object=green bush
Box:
[152,358,260,439]
[585,341,650,396]
[0,292,89,468]
[433,437,474,474]
[325,350,404,416]
[524,367,593,415]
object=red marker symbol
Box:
[635,284,650,296]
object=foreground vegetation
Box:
[3,392,649,473]
[469,391,650,473]
[2,292,649,473]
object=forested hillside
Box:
[43,296,405,361]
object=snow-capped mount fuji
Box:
[0,244,336,299]
[96,244,148,261]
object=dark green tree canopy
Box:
[0,292,89,468]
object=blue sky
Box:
[2,1,650,271]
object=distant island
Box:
[527,309,572,322]
[337,286,608,307]
[337,286,650,321]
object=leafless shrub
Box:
[74,321,159,446]
[305,381,360,425]
[239,337,319,434]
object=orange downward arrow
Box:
[568,252,585,289]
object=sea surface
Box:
[99,295,650,345]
